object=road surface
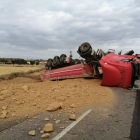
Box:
[0,87,140,140]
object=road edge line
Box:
[52,109,92,140]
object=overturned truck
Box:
[43,42,140,89]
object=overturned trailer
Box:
[43,42,140,89]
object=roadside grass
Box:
[0,64,44,68]
[0,64,45,76]
[0,68,45,81]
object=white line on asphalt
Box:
[52,109,92,140]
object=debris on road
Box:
[60,127,65,129]
[43,123,54,132]
[41,133,50,138]
[70,114,77,120]
[47,102,62,111]
[44,117,49,121]
[0,76,114,123]
[28,130,37,136]
[55,120,60,124]
[40,130,44,134]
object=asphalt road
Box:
[0,87,140,140]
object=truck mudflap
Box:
[99,60,121,87]
[43,63,94,80]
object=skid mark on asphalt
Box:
[52,109,92,140]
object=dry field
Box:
[0,64,44,76]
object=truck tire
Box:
[59,54,67,64]
[47,58,53,68]
[53,56,59,66]
[75,59,81,64]
[79,42,92,53]
[70,58,75,65]
[124,50,134,55]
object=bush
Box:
[36,61,39,65]
[30,61,35,65]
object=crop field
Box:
[0,64,44,76]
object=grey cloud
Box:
[0,0,140,59]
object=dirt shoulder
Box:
[0,75,115,125]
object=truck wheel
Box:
[79,42,92,53]
[47,58,53,68]
[59,54,67,64]
[53,56,59,66]
[124,50,134,55]
[75,59,81,64]
[70,58,75,65]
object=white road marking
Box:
[52,109,92,140]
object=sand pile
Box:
[0,77,115,122]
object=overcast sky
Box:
[0,0,140,60]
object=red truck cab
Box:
[99,53,140,88]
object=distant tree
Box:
[11,59,16,66]
[0,59,8,63]
[36,61,39,65]
[16,59,22,64]
[23,60,27,65]
[30,60,35,65]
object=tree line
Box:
[0,59,39,65]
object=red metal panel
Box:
[100,60,121,87]
[100,53,133,88]
[43,63,93,80]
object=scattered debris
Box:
[22,85,29,92]
[44,117,49,121]
[0,96,4,101]
[70,104,76,108]
[43,123,53,132]
[0,90,11,95]
[0,77,114,122]
[11,113,16,117]
[2,105,8,110]
[58,96,66,101]
[33,103,37,106]
[70,114,77,120]
[28,130,37,136]
[0,110,8,119]
[40,130,44,134]
[41,133,50,138]
[60,127,65,129]
[47,102,62,111]
[55,120,60,124]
